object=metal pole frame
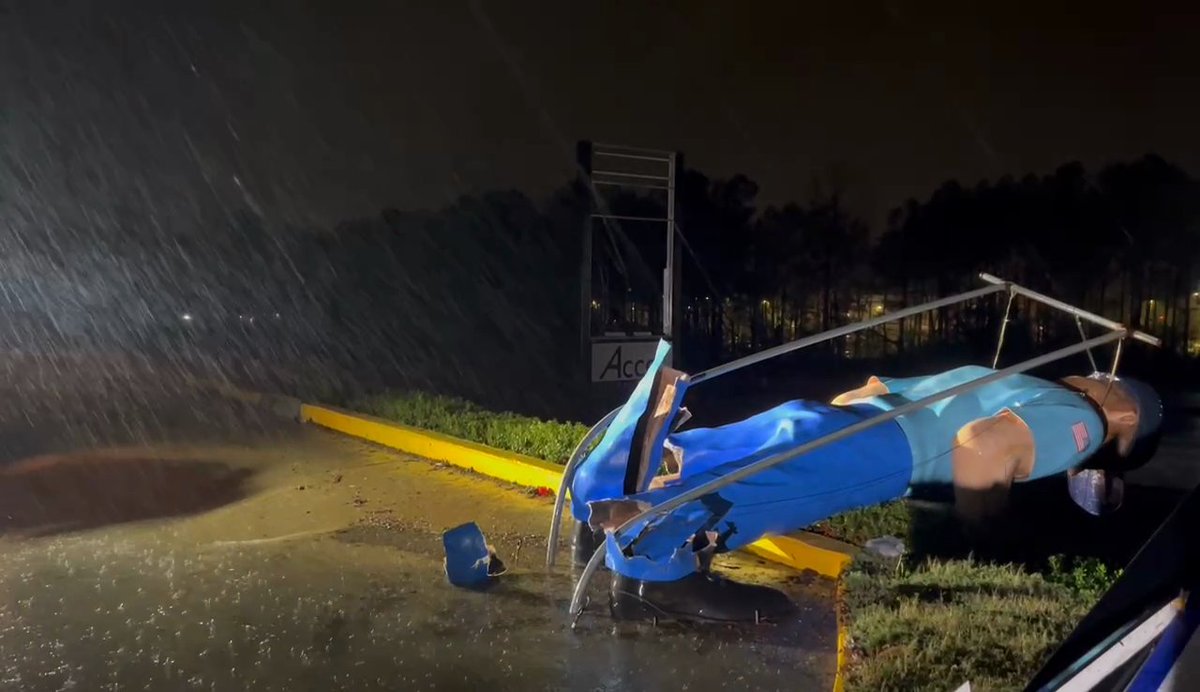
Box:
[992,287,1018,368]
[979,273,1160,347]
[663,152,677,343]
[546,273,1161,573]
[578,141,681,381]
[578,141,594,388]
[545,406,620,567]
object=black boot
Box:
[609,570,798,624]
[571,519,604,568]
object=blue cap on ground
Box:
[442,522,505,588]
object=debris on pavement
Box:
[442,521,508,588]
[864,536,907,560]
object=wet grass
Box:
[840,501,1128,690]
[812,500,911,546]
[843,557,1112,691]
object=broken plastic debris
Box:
[864,536,907,559]
[442,522,507,588]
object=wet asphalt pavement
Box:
[0,356,836,691]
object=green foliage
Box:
[1045,554,1123,599]
[813,500,912,546]
[844,558,1101,691]
[353,391,588,465]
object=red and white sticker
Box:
[1072,421,1090,452]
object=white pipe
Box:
[545,406,620,568]
[979,273,1161,347]
[690,284,1008,384]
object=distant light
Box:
[181,313,193,322]
[274,312,281,318]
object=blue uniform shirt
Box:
[860,365,1107,486]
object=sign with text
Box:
[591,340,659,382]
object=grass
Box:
[842,555,1121,691]
[813,500,912,546]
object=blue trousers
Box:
[585,400,914,581]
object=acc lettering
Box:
[599,346,651,381]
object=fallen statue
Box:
[557,275,1164,624]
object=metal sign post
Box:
[577,140,681,386]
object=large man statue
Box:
[569,341,1163,622]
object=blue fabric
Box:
[605,402,913,580]
[597,362,1114,582]
[604,531,699,582]
[570,339,689,520]
[866,365,1106,485]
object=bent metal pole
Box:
[546,406,620,568]
[546,282,1007,567]
[978,273,1160,347]
[567,330,1129,618]
[689,283,1007,384]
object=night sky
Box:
[2,1,1198,235]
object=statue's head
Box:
[1063,373,1162,465]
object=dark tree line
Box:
[588,155,1200,371]
[54,152,1194,416]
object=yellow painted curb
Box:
[300,403,564,491]
[744,534,853,579]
